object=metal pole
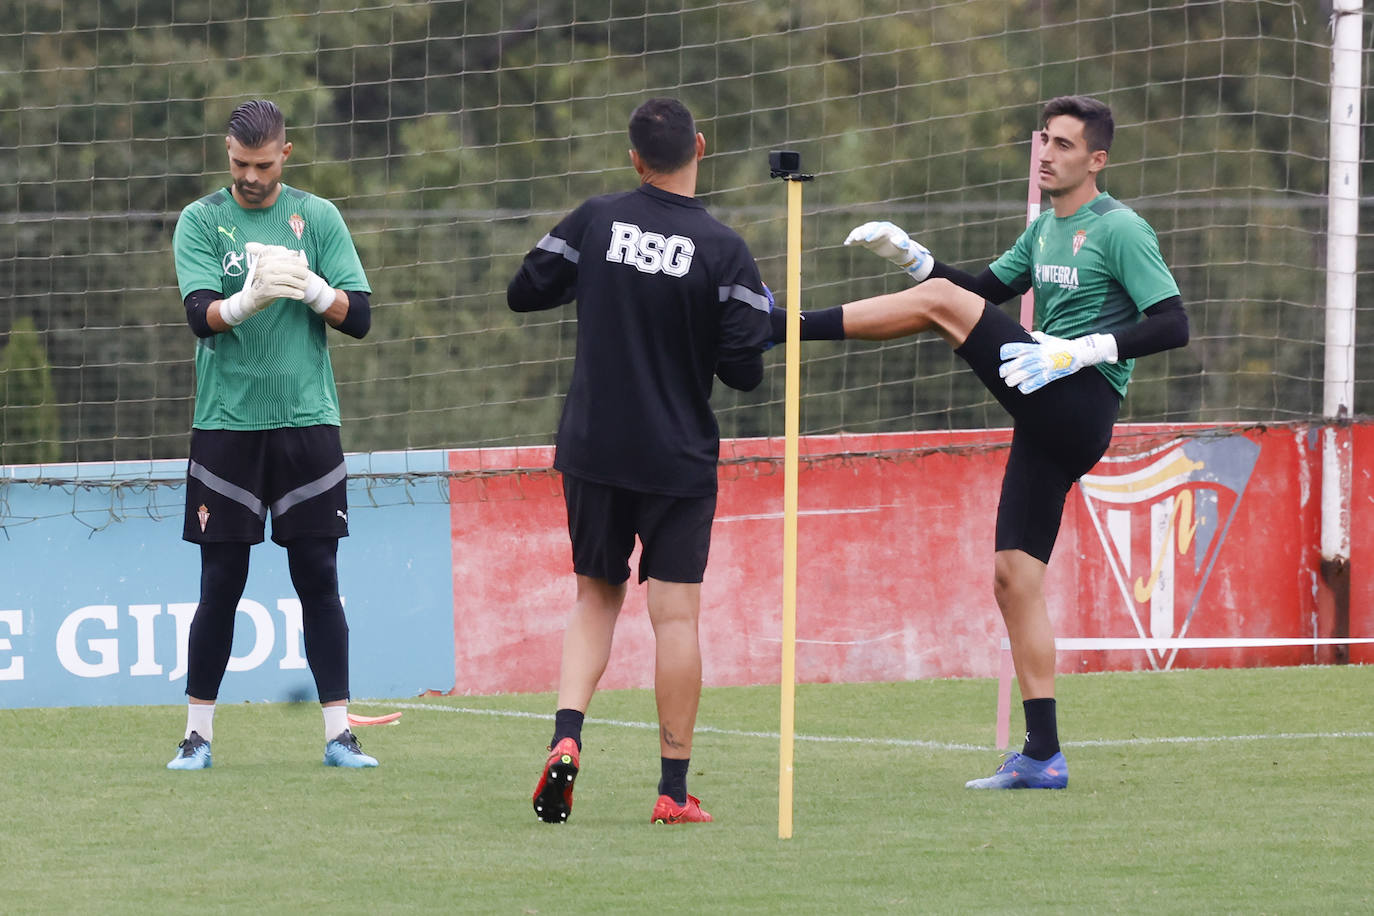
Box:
[1320,0,1363,660]
[1324,0,1361,422]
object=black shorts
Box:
[183,426,349,546]
[562,473,716,585]
[954,303,1121,563]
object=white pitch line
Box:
[752,629,905,647]
[1063,731,1374,748]
[360,701,1374,752]
[715,505,897,523]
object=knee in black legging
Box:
[200,541,251,600]
[286,536,340,600]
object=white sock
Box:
[186,703,215,743]
[323,705,349,742]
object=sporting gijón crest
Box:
[1078,434,1260,669]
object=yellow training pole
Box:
[773,152,809,840]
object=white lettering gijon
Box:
[31,598,334,682]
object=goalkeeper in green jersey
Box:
[778,96,1189,789]
[167,99,377,770]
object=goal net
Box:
[0,0,1357,475]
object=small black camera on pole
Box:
[768,149,813,182]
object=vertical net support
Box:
[1318,0,1364,661]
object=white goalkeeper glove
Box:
[219,242,309,326]
[998,331,1118,395]
[843,220,935,283]
[289,250,337,314]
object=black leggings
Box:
[185,538,350,703]
[954,303,1120,562]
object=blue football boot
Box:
[324,729,379,768]
[167,731,212,770]
[965,751,1068,789]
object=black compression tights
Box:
[185,542,250,701]
[287,537,350,703]
[184,538,350,703]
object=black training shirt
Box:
[508,183,772,496]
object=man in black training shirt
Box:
[509,97,772,825]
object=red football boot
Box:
[650,793,713,824]
[532,737,580,823]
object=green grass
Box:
[3,666,1372,914]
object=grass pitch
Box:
[2,665,1371,914]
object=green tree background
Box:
[0,317,60,464]
[0,0,1367,463]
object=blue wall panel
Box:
[0,452,455,709]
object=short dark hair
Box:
[1041,95,1114,154]
[628,98,697,173]
[227,99,286,147]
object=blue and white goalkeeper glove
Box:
[998,331,1118,394]
[843,221,934,283]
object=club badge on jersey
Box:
[289,213,306,240]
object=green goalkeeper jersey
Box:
[172,184,371,430]
[988,192,1179,397]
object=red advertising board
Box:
[445,423,1364,695]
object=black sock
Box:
[551,708,584,751]
[769,304,846,344]
[658,757,690,804]
[1021,698,1060,760]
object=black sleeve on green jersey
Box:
[1112,295,1188,360]
[184,289,220,338]
[336,290,371,339]
[769,304,847,344]
[930,261,1019,304]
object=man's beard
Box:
[235,178,277,202]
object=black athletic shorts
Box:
[183,426,350,546]
[954,303,1121,563]
[562,473,716,585]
